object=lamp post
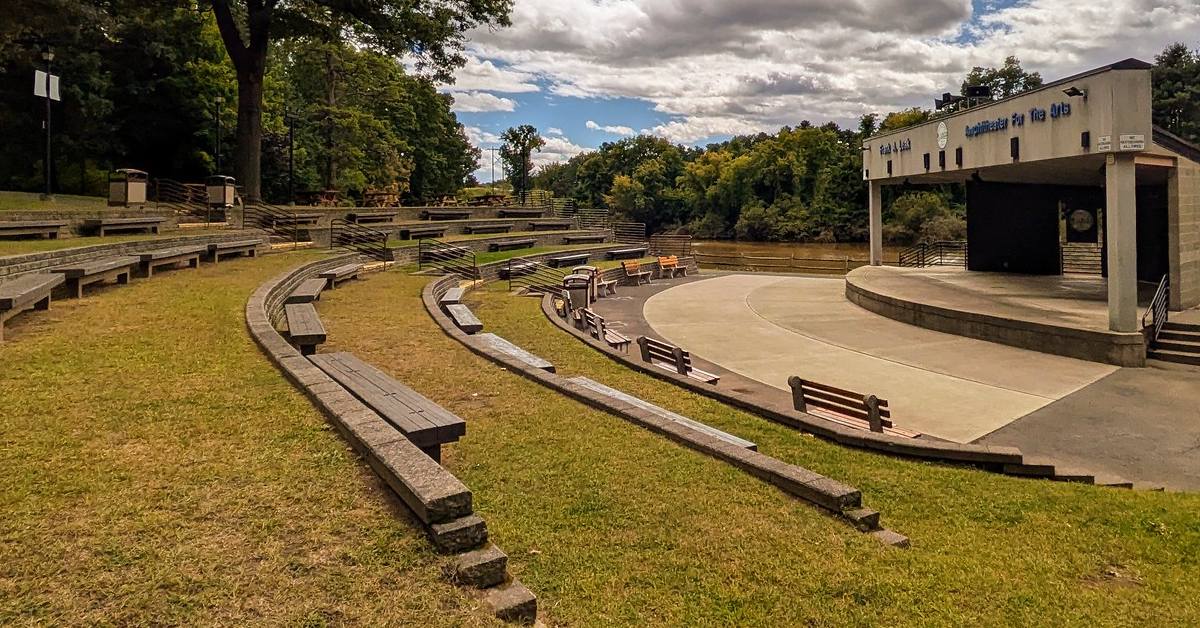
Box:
[214,96,224,173]
[486,147,499,192]
[41,47,54,201]
[285,111,298,204]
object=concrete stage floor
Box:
[644,274,1117,443]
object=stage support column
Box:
[1105,153,1138,332]
[869,180,883,266]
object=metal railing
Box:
[329,219,389,262]
[243,202,308,248]
[154,178,220,223]
[418,238,478,279]
[1142,274,1170,345]
[504,258,569,294]
[612,221,647,244]
[649,234,693,257]
[898,241,968,268]
[694,252,870,275]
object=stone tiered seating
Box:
[284,302,325,355]
[462,222,514,235]
[318,263,361,289]
[570,376,756,450]
[787,376,920,437]
[421,209,472,221]
[286,277,327,304]
[399,225,448,240]
[137,245,205,277]
[0,220,67,240]
[606,246,648,260]
[347,210,398,224]
[310,352,468,462]
[486,238,535,252]
[0,273,64,342]
[526,219,573,231]
[477,333,555,372]
[563,234,606,244]
[82,217,166,236]
[50,256,138,298]
[637,336,720,384]
[207,239,262,263]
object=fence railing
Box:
[649,234,693,257]
[418,238,478,279]
[329,219,389,262]
[898,241,967,268]
[612,221,647,244]
[154,178,219,223]
[504,258,569,294]
[243,203,310,248]
[695,252,871,275]
[1142,274,1170,345]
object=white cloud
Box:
[586,120,636,136]
[443,56,541,93]
[547,127,564,135]
[449,91,518,113]
[534,136,590,169]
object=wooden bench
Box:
[82,217,166,236]
[637,337,719,384]
[657,255,687,278]
[287,277,327,304]
[581,308,631,352]
[573,265,616,297]
[0,220,67,240]
[284,303,326,355]
[50,256,138,298]
[346,210,398,224]
[462,222,514,235]
[445,303,483,334]
[477,333,555,372]
[498,260,538,279]
[309,352,467,462]
[265,213,322,228]
[527,219,573,231]
[318,263,361,289]
[0,273,64,342]
[554,290,585,328]
[439,286,465,307]
[496,208,544,218]
[621,260,652,285]
[487,238,535,252]
[563,234,606,244]
[605,246,648,260]
[569,376,755,450]
[137,245,205,277]
[787,376,920,437]
[421,209,472,221]
[547,252,591,268]
[400,225,448,240]
[207,239,262,263]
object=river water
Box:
[692,240,900,266]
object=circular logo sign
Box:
[936,121,949,150]
[1069,209,1095,232]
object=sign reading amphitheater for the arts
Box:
[965,101,1074,138]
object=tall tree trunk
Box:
[235,69,264,202]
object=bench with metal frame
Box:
[318,263,362,289]
[786,376,920,437]
[462,222,514,235]
[137,245,205,277]
[621,260,652,285]
[581,308,631,352]
[284,302,326,355]
[0,273,64,342]
[207,239,262,263]
[487,238,535,252]
[83,217,167,236]
[0,220,67,240]
[636,336,720,384]
[309,351,467,463]
[50,256,138,298]
[657,255,687,278]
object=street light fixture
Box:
[285,110,298,205]
[40,46,55,201]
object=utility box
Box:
[108,169,148,207]
[206,175,236,207]
[563,273,592,308]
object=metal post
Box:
[214,96,224,173]
[41,49,53,201]
[288,115,295,204]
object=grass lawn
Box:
[317,270,1200,626]
[0,229,231,257]
[0,252,500,626]
[0,191,108,212]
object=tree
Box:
[207,0,511,201]
[961,56,1043,101]
[499,124,544,195]
[1153,42,1200,144]
[878,108,930,132]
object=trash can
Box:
[563,274,592,309]
[572,265,600,301]
[108,169,148,207]
[207,175,236,208]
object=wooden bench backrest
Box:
[581,308,604,336]
[622,260,642,274]
[657,255,679,267]
[637,336,692,374]
[786,376,892,430]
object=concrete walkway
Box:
[643,274,1116,443]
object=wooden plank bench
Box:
[527,219,573,231]
[421,209,472,221]
[445,303,483,334]
[284,303,326,355]
[657,255,687,278]
[287,277,327,304]
[496,208,544,218]
[462,222,514,235]
[0,273,65,342]
[400,225,448,240]
[621,260,652,285]
[207,239,262,263]
[569,376,756,450]
[786,376,920,437]
[439,286,465,307]
[581,308,631,352]
[318,263,361,289]
[554,290,585,328]
[563,234,606,244]
[547,252,591,268]
[487,238,535,252]
[50,256,138,298]
[309,352,467,462]
[605,246,648,260]
[82,217,166,236]
[347,210,398,224]
[637,337,719,384]
[497,260,538,279]
[265,213,322,228]
[0,220,67,240]
[137,245,205,277]
[477,333,555,372]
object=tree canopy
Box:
[1153,42,1200,144]
[499,125,545,195]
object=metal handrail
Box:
[1142,274,1170,344]
[505,258,569,294]
[418,239,478,279]
[898,240,967,268]
[329,219,389,261]
[243,202,307,248]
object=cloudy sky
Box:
[443,0,1200,182]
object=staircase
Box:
[1061,243,1102,275]
[1149,322,1200,366]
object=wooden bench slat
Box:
[487,239,536,252]
[445,303,482,334]
[439,287,465,306]
[606,247,648,260]
[477,333,555,372]
[287,277,327,304]
[0,273,65,310]
[284,303,326,355]
[563,234,606,244]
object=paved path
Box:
[643,274,1116,443]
